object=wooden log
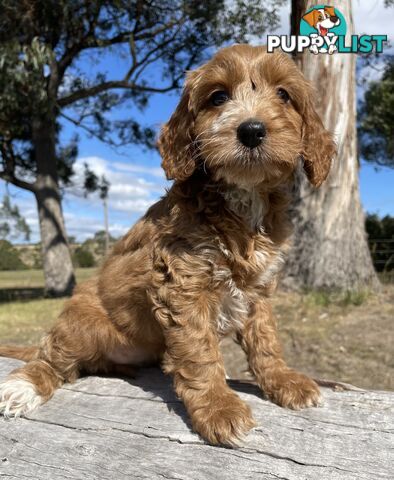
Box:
[0,357,393,480]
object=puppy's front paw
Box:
[0,376,43,418]
[263,369,322,410]
[192,391,256,447]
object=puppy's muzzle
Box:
[237,119,266,149]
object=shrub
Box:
[0,240,28,270]
[73,247,96,268]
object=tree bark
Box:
[32,116,76,297]
[1,358,393,480]
[285,0,379,291]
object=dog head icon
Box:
[302,6,340,36]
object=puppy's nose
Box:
[330,15,339,23]
[237,119,266,149]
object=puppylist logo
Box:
[267,5,387,55]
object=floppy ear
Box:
[302,9,318,28]
[325,6,336,17]
[158,82,196,182]
[301,97,336,187]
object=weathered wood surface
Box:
[0,358,393,480]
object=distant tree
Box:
[366,214,394,272]
[358,58,394,168]
[73,246,96,268]
[70,230,118,266]
[0,0,285,296]
[0,195,31,241]
[365,214,383,240]
[0,240,28,270]
[83,164,111,255]
[92,230,117,245]
[90,229,117,258]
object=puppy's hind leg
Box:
[0,283,127,418]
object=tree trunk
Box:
[284,0,379,291]
[103,196,109,256]
[32,117,76,297]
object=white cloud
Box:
[1,155,168,243]
[63,211,130,240]
[111,198,155,213]
[62,155,168,240]
[110,183,151,198]
[71,155,167,210]
[111,161,165,178]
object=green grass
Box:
[0,298,64,345]
[0,268,96,289]
[303,289,370,308]
[0,268,96,344]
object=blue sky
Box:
[2,0,394,243]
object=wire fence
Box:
[368,238,394,283]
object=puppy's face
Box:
[159,45,335,188]
[303,7,340,33]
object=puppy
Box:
[0,45,335,447]
[302,6,340,37]
[302,6,341,54]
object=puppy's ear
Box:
[158,80,196,182]
[302,9,318,28]
[325,6,336,17]
[301,97,336,187]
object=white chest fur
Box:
[215,249,283,335]
[217,277,249,335]
[213,185,285,334]
[254,249,285,287]
[214,243,284,336]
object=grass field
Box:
[0,268,96,289]
[222,285,394,391]
[0,269,96,344]
[0,298,63,345]
[0,269,393,391]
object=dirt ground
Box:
[0,280,393,391]
[222,284,394,391]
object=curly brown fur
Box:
[0,45,335,446]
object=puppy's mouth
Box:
[318,24,329,36]
[238,144,266,164]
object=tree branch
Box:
[58,11,181,78]
[58,3,102,76]
[134,18,181,41]
[59,112,129,148]
[0,141,36,192]
[0,171,36,192]
[130,24,187,86]
[58,80,180,107]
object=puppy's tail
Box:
[0,345,39,362]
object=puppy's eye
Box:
[277,88,290,103]
[210,91,230,106]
